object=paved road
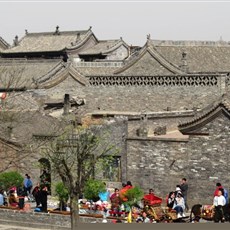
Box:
[0,224,51,230]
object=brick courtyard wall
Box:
[39,75,224,114]
[0,209,113,229]
[127,111,195,136]
[83,85,220,113]
[126,112,230,206]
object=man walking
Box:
[180,178,189,212]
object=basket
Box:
[201,205,214,220]
[150,206,165,221]
[165,209,177,220]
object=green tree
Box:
[0,171,24,190]
[44,125,118,230]
[83,179,106,202]
[123,186,144,208]
[55,181,69,211]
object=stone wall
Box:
[127,111,195,136]
[0,208,112,229]
[16,116,128,186]
[83,85,220,113]
[126,112,230,206]
[41,77,222,114]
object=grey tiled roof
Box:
[152,40,230,73]
[0,110,63,144]
[178,95,230,132]
[76,66,119,76]
[3,92,40,110]
[0,59,63,88]
[79,39,127,55]
[2,29,92,53]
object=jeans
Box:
[174,205,183,214]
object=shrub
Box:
[83,179,106,202]
[0,171,24,191]
[123,186,144,207]
[55,182,69,211]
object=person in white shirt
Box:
[213,189,226,222]
[172,191,186,218]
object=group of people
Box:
[0,171,51,213]
[212,182,229,223]
[23,173,50,212]
[95,178,230,223]
[166,178,189,219]
[86,179,189,223]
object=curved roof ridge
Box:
[113,46,147,74]
[114,45,185,75]
[148,47,185,74]
[149,40,187,73]
[36,61,67,85]
[178,96,230,132]
[0,36,10,48]
[103,39,129,54]
[68,64,88,85]
[38,63,87,88]
[66,28,97,50]
[39,69,69,89]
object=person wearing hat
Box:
[174,192,186,218]
[175,185,182,197]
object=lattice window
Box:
[89,75,218,87]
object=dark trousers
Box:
[18,197,25,209]
[183,195,189,211]
[35,195,41,207]
[214,205,225,222]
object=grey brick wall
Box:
[42,80,221,114]
[0,209,112,229]
[126,112,230,206]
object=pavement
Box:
[0,225,51,230]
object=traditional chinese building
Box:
[0,27,230,204]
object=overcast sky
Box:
[1,1,230,46]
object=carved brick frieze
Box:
[89,75,218,87]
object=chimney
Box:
[13,35,19,46]
[63,94,70,115]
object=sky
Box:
[1,1,230,46]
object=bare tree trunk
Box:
[70,194,79,230]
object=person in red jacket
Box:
[214,183,223,197]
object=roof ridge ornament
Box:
[13,35,19,46]
[180,50,189,73]
[146,34,151,47]
[54,25,60,35]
